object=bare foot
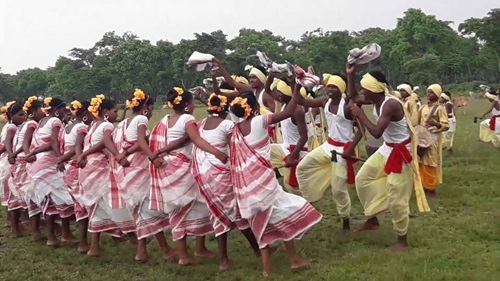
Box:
[262,270,271,277]
[194,249,216,259]
[47,239,61,248]
[135,254,149,262]
[219,259,231,271]
[290,257,310,269]
[162,249,178,260]
[11,227,23,238]
[357,217,380,232]
[87,248,99,257]
[425,190,437,198]
[178,257,192,266]
[390,236,409,252]
[78,244,90,254]
[61,234,79,244]
[32,232,45,242]
[257,245,279,260]
[54,224,62,237]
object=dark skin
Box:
[480,98,500,120]
[297,64,363,158]
[425,91,444,129]
[236,79,310,276]
[213,58,276,113]
[264,74,307,166]
[347,69,410,252]
[440,98,454,119]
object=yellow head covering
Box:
[427,84,442,96]
[393,91,402,99]
[249,67,266,84]
[232,75,249,85]
[485,92,498,100]
[411,92,420,101]
[270,78,280,90]
[220,88,234,94]
[440,93,451,101]
[276,80,292,96]
[397,84,413,96]
[360,73,389,95]
[323,73,346,94]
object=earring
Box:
[28,113,34,118]
[104,115,109,121]
[55,112,59,117]
[143,110,148,116]
[83,116,88,122]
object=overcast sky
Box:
[0,0,496,74]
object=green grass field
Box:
[1,99,499,281]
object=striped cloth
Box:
[149,115,213,240]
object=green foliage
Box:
[1,8,499,103]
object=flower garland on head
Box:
[1,101,16,120]
[88,95,105,118]
[167,87,184,108]
[42,97,53,113]
[23,96,38,112]
[70,100,82,116]
[208,93,228,113]
[230,97,252,119]
[126,88,147,109]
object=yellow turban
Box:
[397,84,413,96]
[485,92,498,100]
[249,67,266,84]
[427,84,442,96]
[270,78,279,90]
[440,93,451,101]
[411,92,420,101]
[276,80,292,96]
[232,75,249,85]
[393,91,402,99]
[323,73,346,94]
[360,73,388,95]
[220,89,234,94]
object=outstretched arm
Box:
[269,81,299,125]
[350,100,400,139]
[213,58,253,93]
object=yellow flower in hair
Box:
[96,94,105,100]
[70,100,82,115]
[44,97,53,106]
[0,101,14,120]
[88,95,104,117]
[173,96,182,105]
[167,101,174,109]
[230,97,252,119]
[23,96,38,112]
[134,88,146,100]
[208,94,229,112]
[174,87,184,95]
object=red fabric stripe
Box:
[327,138,356,184]
[384,138,412,174]
[489,115,500,131]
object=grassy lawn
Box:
[1,98,499,281]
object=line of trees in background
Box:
[0,8,499,103]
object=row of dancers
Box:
[0,60,445,276]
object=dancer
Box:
[10,97,45,241]
[397,83,419,127]
[478,91,500,146]
[418,85,449,197]
[230,82,322,276]
[25,97,76,247]
[265,76,309,192]
[58,100,93,252]
[193,93,261,270]
[78,95,136,256]
[295,66,362,232]
[439,91,456,151]
[149,88,226,265]
[0,101,26,236]
[349,70,429,251]
[113,89,178,262]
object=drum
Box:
[365,137,384,157]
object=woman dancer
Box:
[193,93,261,270]
[10,97,45,241]
[58,100,93,252]
[230,82,322,276]
[112,89,178,262]
[78,95,136,256]
[25,97,76,247]
[0,101,26,236]
[149,87,227,265]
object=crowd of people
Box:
[0,56,499,276]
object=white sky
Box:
[0,0,497,74]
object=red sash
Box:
[384,138,412,174]
[489,115,500,131]
[283,145,308,188]
[327,138,356,184]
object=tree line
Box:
[0,8,499,103]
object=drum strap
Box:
[426,105,439,123]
